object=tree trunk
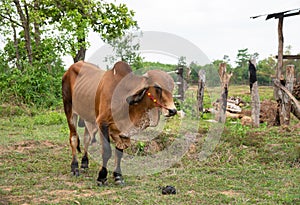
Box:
[197,69,206,116]
[73,46,86,63]
[13,0,32,65]
[10,18,21,70]
[73,37,86,62]
[33,0,41,48]
[217,63,232,123]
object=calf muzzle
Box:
[167,108,177,117]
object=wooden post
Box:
[277,16,284,82]
[281,65,295,125]
[217,63,232,123]
[248,60,257,93]
[197,69,206,116]
[177,65,184,101]
[274,79,300,120]
[274,16,284,125]
[251,81,260,127]
[249,60,260,127]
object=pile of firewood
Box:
[293,81,300,100]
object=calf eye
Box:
[154,85,162,96]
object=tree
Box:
[257,56,276,85]
[0,0,137,66]
[105,30,143,70]
[0,0,137,107]
[232,48,259,84]
[40,0,137,62]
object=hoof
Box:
[72,168,80,177]
[80,164,88,169]
[71,161,79,176]
[97,178,108,186]
[81,155,89,169]
[114,175,125,186]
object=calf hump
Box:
[112,61,132,77]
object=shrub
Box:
[0,63,64,108]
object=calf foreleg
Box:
[114,147,124,185]
[97,122,112,186]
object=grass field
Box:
[0,85,299,204]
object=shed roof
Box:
[250,8,300,20]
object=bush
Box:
[0,63,64,108]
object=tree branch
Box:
[0,13,22,27]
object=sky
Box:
[1,0,298,66]
[85,0,300,66]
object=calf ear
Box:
[126,88,148,105]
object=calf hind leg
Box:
[81,126,90,169]
[69,114,81,176]
[81,122,98,169]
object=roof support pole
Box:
[274,16,284,125]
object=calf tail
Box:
[77,139,81,153]
[62,70,81,153]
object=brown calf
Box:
[62,61,177,185]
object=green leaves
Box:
[0,63,64,108]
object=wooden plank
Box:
[275,55,300,59]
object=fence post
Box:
[217,63,232,123]
[197,69,206,116]
[249,60,260,127]
[177,65,184,101]
[282,65,295,125]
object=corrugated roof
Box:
[250,8,300,20]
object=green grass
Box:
[0,86,299,204]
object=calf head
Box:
[126,70,177,118]
[111,70,177,136]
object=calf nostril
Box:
[168,109,177,116]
